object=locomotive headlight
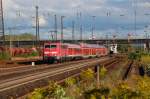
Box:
[51,52,57,54]
[44,52,50,54]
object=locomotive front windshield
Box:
[45,45,50,48]
[50,45,57,48]
[45,45,57,48]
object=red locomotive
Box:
[43,42,108,63]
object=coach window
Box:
[76,48,81,53]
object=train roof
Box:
[63,43,81,48]
[44,42,106,49]
[81,43,106,48]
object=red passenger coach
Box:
[43,42,108,63]
[81,43,108,57]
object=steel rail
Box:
[0,57,118,99]
[0,58,110,81]
[0,57,107,73]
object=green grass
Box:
[141,55,150,65]
[0,51,11,60]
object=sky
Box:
[2,0,150,40]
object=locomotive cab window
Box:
[45,45,50,48]
[50,45,57,48]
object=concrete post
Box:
[96,65,100,88]
[32,62,35,66]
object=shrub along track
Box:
[0,57,120,99]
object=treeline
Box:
[5,33,36,41]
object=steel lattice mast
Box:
[0,0,5,46]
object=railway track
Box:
[122,61,134,80]
[0,57,108,71]
[0,58,109,81]
[0,57,43,68]
[0,57,119,99]
[0,58,111,84]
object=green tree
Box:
[128,52,141,62]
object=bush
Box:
[84,87,110,99]
[28,81,69,99]
[99,66,107,79]
[46,81,69,99]
[111,81,140,99]
[136,76,150,98]
[128,52,141,61]
[118,44,128,53]
[80,69,95,91]
[30,51,39,57]
[65,77,76,87]
[80,68,95,81]
[15,51,39,58]
[29,88,48,99]
[28,67,150,99]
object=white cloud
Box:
[2,0,150,39]
[39,16,47,26]
[32,16,47,27]
[138,2,150,8]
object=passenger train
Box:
[43,42,108,63]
